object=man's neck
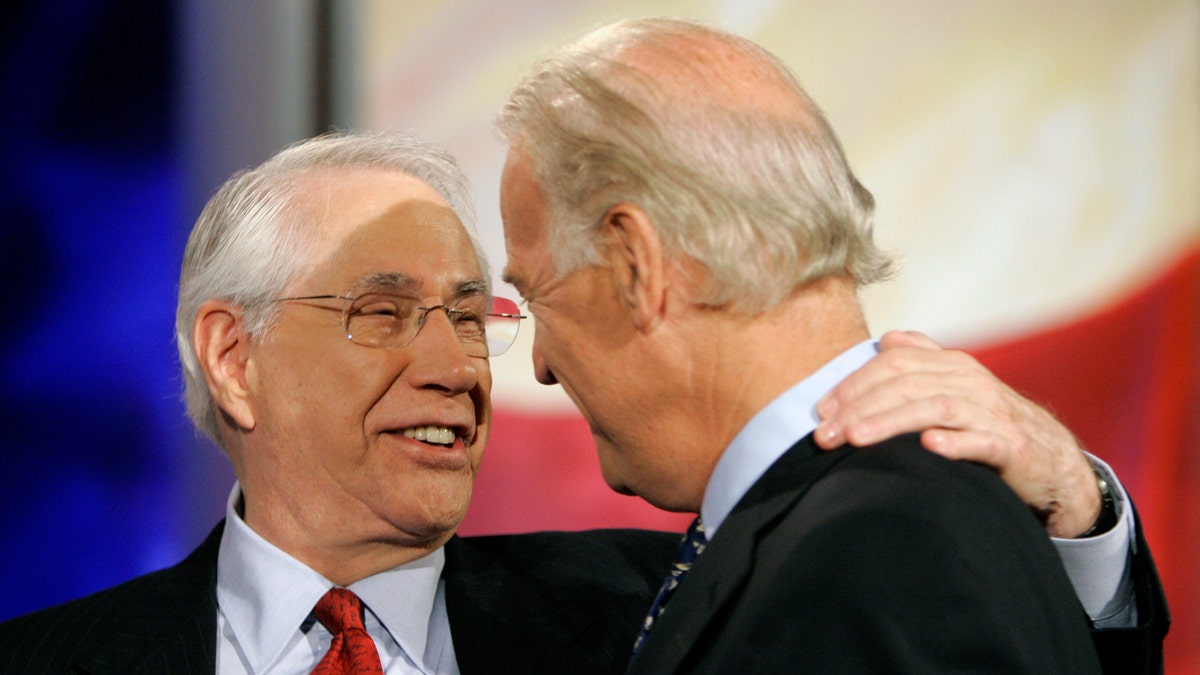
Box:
[235,482,449,586]
[662,276,869,511]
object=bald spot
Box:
[600,24,819,130]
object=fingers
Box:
[919,427,1009,464]
[815,343,997,449]
[818,384,1010,451]
[819,337,971,414]
[814,331,1104,536]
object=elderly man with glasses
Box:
[0,132,680,674]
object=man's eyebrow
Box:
[452,278,490,300]
[355,272,420,293]
[351,273,489,299]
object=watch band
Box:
[1076,469,1118,538]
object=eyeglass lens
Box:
[345,293,522,356]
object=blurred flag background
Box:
[1,0,1195,668]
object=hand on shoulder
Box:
[814,330,1102,538]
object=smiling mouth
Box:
[400,425,458,447]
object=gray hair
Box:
[175,131,485,447]
[496,17,894,313]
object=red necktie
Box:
[311,588,385,675]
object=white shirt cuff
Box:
[1050,454,1137,627]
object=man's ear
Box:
[193,300,257,431]
[602,202,667,332]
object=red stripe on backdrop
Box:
[968,241,1199,672]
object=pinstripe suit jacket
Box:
[0,525,676,674]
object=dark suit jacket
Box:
[0,525,675,675]
[628,434,1111,674]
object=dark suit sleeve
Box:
[1091,504,1170,675]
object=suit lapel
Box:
[74,523,222,675]
[630,436,855,673]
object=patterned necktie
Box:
[311,588,385,675]
[632,517,707,655]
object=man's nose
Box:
[405,309,480,392]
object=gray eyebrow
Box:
[353,272,490,299]
[454,278,490,300]
[354,272,420,294]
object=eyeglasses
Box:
[275,291,526,357]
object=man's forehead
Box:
[289,166,483,283]
[294,168,455,227]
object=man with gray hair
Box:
[0,131,679,674]
[497,17,1165,672]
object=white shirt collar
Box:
[216,483,446,673]
[352,549,445,668]
[701,340,879,538]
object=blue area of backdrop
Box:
[0,0,217,619]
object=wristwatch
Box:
[1076,469,1118,538]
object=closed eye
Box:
[351,292,417,317]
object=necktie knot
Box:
[311,588,384,675]
[314,588,368,634]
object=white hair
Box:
[175,131,485,447]
[496,17,894,313]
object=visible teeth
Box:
[401,426,456,445]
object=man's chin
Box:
[599,462,697,513]
[392,512,466,547]
[596,453,641,498]
[376,480,473,538]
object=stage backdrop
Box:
[0,0,1194,670]
[349,1,1199,667]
